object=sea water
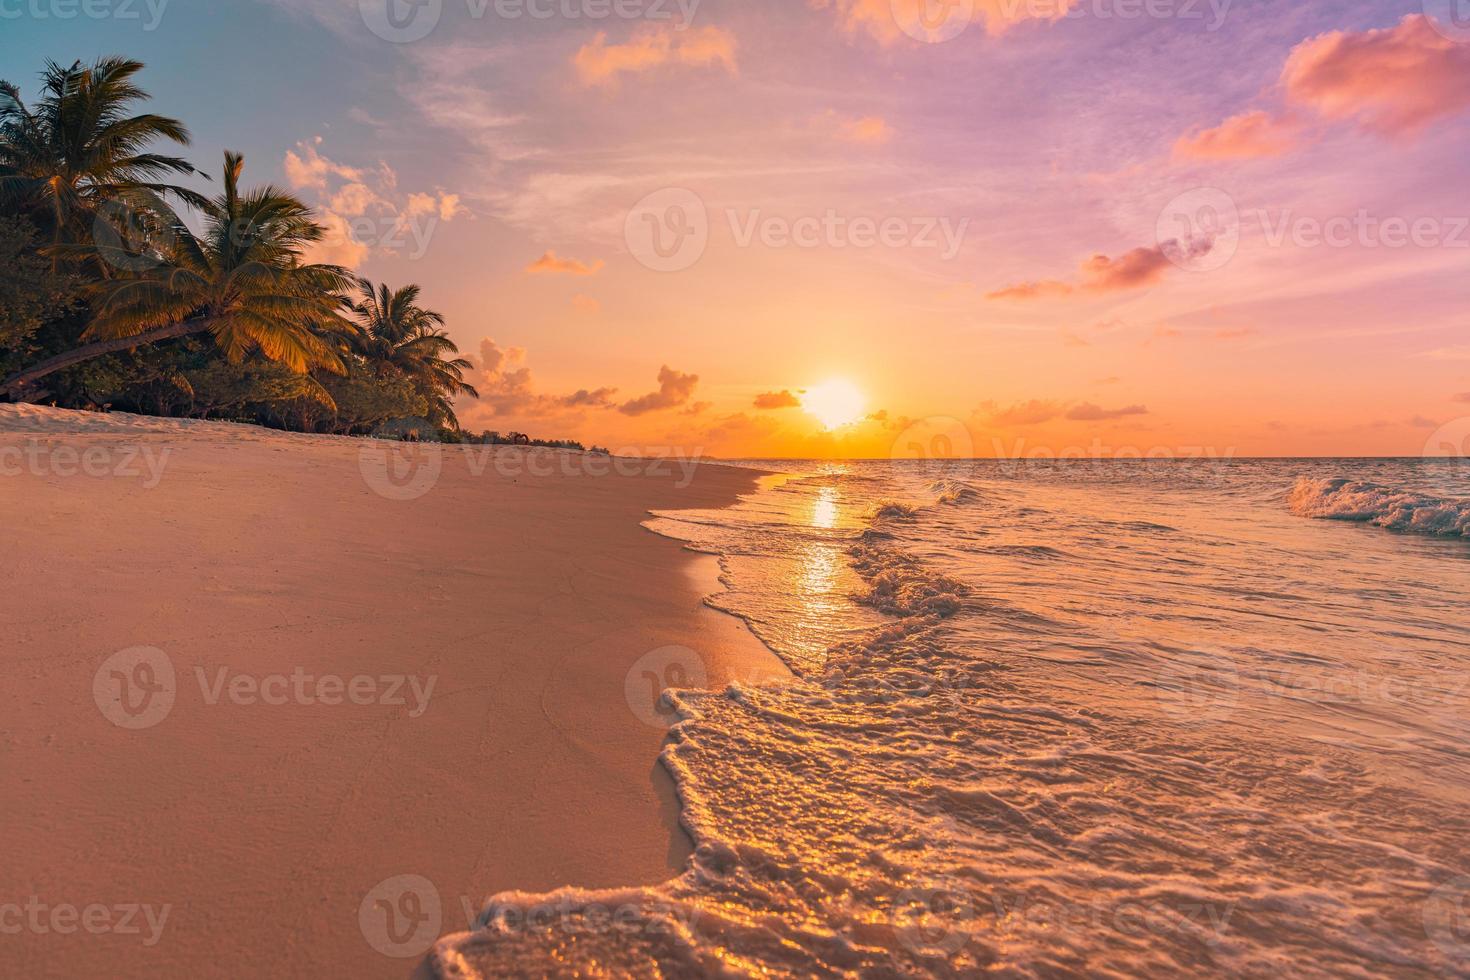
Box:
[435,459,1470,978]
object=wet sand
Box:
[0,405,788,978]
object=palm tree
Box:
[1,152,354,399]
[0,58,207,247]
[349,280,478,428]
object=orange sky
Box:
[18,2,1467,457]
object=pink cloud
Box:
[816,0,1076,44]
[985,400,1063,426]
[620,366,700,415]
[561,387,619,408]
[405,192,463,222]
[986,279,1073,301]
[1173,110,1301,161]
[472,339,541,416]
[1282,15,1470,137]
[575,26,738,86]
[1066,402,1148,421]
[821,112,892,144]
[989,242,1208,300]
[468,340,620,417]
[301,210,369,270]
[1180,15,1470,155]
[283,139,360,190]
[1080,246,1179,292]
[526,250,605,276]
[754,390,802,409]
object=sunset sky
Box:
[6,0,1470,457]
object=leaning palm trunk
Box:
[2,151,356,401]
[1,319,212,399]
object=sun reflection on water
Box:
[811,486,838,529]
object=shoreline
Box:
[0,405,789,978]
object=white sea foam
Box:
[1289,476,1470,537]
[434,462,1470,977]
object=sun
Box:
[802,379,866,430]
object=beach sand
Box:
[0,405,788,978]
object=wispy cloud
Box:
[1283,15,1470,137]
[575,25,738,86]
[620,366,701,415]
[1173,110,1301,161]
[816,0,1076,44]
[1178,14,1470,162]
[526,250,605,276]
[988,242,1208,300]
[283,138,461,269]
[1066,402,1149,421]
[817,111,892,144]
[984,400,1063,426]
[755,390,802,409]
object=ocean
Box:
[436,459,1470,978]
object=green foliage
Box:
[317,370,430,433]
[185,358,334,419]
[0,55,619,451]
[0,215,76,349]
[348,280,476,430]
[0,57,205,245]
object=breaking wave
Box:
[1289,477,1470,538]
[432,462,1470,978]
